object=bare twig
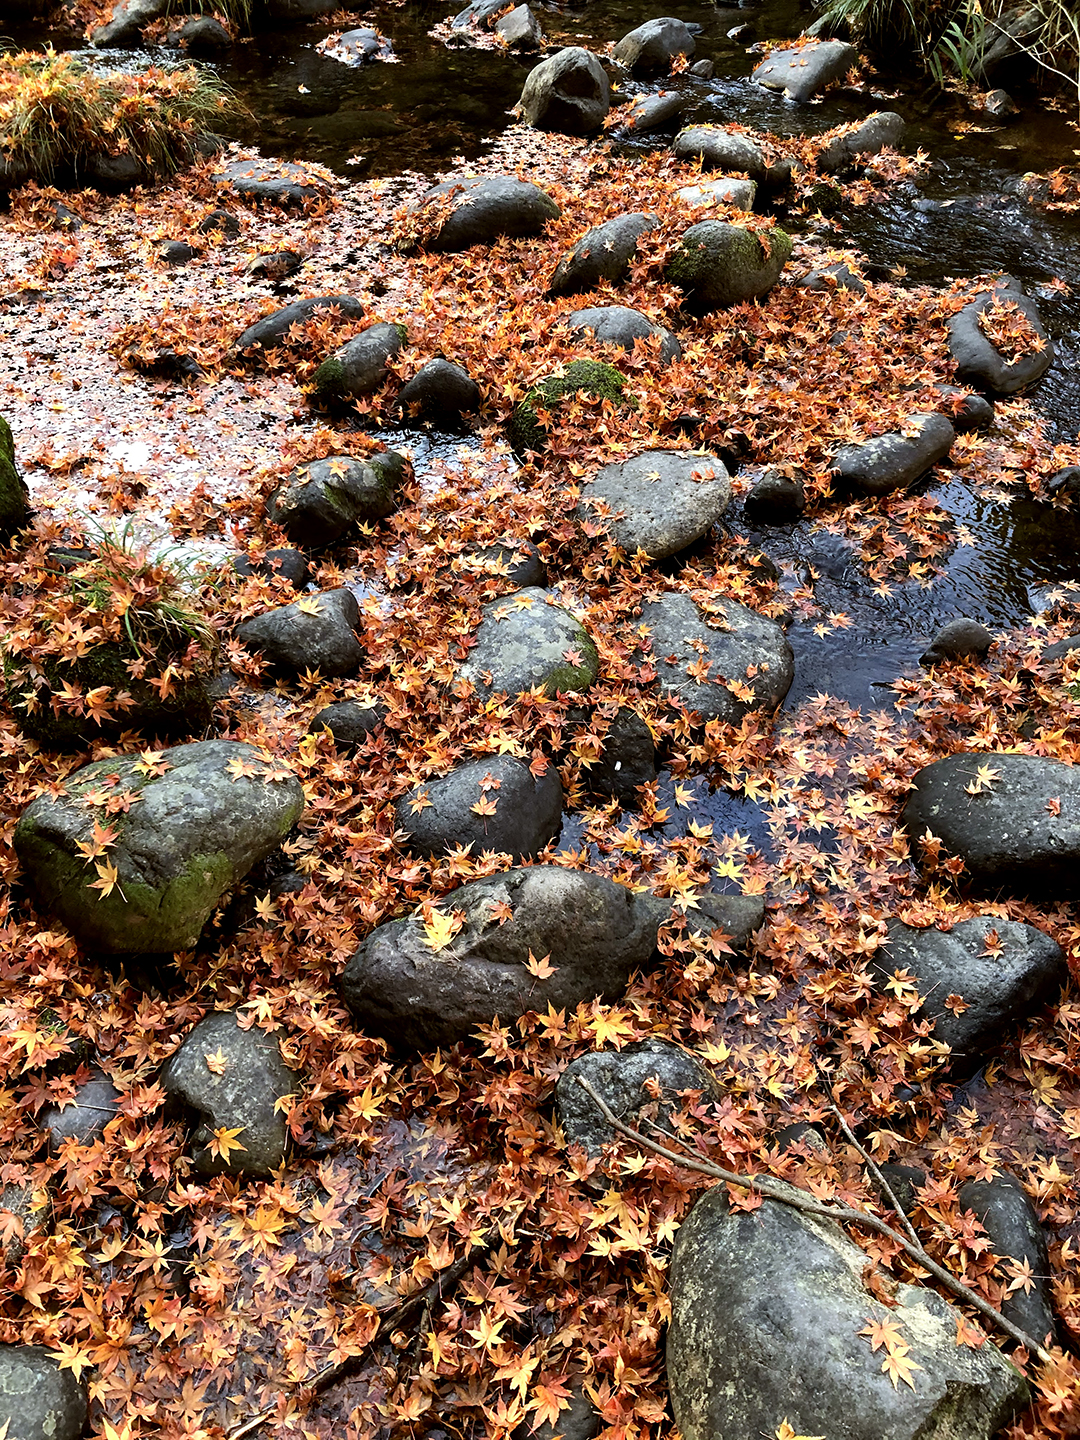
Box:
[575,1075,1053,1364]
[227,1239,487,1438]
[825,1098,922,1251]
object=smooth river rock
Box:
[457,587,599,698]
[268,452,404,548]
[565,306,681,364]
[395,754,563,861]
[752,39,858,101]
[576,450,731,559]
[833,413,955,496]
[948,275,1053,396]
[547,213,655,298]
[666,221,793,313]
[406,175,560,251]
[673,126,766,181]
[239,588,363,678]
[556,1039,716,1157]
[518,48,610,134]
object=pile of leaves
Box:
[0,121,1078,1440]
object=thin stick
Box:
[227,1241,486,1438]
[825,1098,922,1251]
[575,1076,1053,1364]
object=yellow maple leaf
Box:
[204,1047,229,1075]
[205,1125,247,1162]
[775,1422,825,1440]
[422,907,463,951]
[296,597,324,616]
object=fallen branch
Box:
[825,1097,921,1251]
[574,1075,1053,1364]
[227,1238,487,1438]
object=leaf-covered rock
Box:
[395,754,563,862]
[506,359,626,455]
[576,449,730,560]
[666,221,793,313]
[457,586,599,699]
[238,588,363,677]
[268,453,404,548]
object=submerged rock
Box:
[0,1345,88,1440]
[395,755,563,861]
[14,740,304,954]
[948,276,1053,396]
[666,221,792,313]
[744,467,806,524]
[518,48,611,134]
[406,175,560,251]
[576,449,730,560]
[875,916,1066,1068]
[569,706,657,804]
[556,1039,716,1156]
[341,866,664,1049]
[638,592,794,722]
[268,452,403,548]
[457,587,599,698]
[162,1011,297,1177]
[753,39,858,101]
[668,1184,1028,1440]
[833,413,955,497]
[547,213,655,298]
[613,17,696,75]
[673,126,766,180]
[239,588,363,678]
[565,306,681,364]
[903,752,1080,896]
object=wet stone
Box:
[41,1071,120,1148]
[624,90,685,132]
[556,1039,715,1157]
[576,449,731,560]
[666,220,792,314]
[313,321,404,404]
[238,588,363,678]
[948,276,1053,396]
[159,240,196,265]
[161,1010,298,1177]
[744,467,806,524]
[309,698,387,746]
[547,213,655,298]
[215,158,330,207]
[958,1172,1057,1347]
[230,547,309,587]
[198,208,240,238]
[518,48,611,135]
[677,177,757,211]
[462,540,547,589]
[921,617,993,665]
[752,39,858,102]
[244,249,303,281]
[833,413,955,497]
[233,295,365,361]
[457,587,599,699]
[797,261,866,293]
[567,705,657,805]
[394,754,563,862]
[565,306,681,364]
[673,125,766,180]
[495,4,542,50]
[396,359,480,426]
[613,17,696,76]
[168,14,232,54]
[268,452,403,548]
[817,111,906,174]
[406,175,561,251]
[0,1344,88,1440]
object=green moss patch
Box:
[507,360,627,456]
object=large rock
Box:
[268,452,403,548]
[41,1072,120,1147]
[91,0,167,45]
[233,296,365,361]
[458,587,599,698]
[0,417,29,544]
[215,158,330,207]
[495,4,543,50]
[875,916,1066,1067]
[817,111,906,174]
[948,276,1053,396]
[638,592,793,722]
[161,1011,297,1177]
[395,359,480,426]
[556,1039,715,1157]
[958,1172,1057,1347]
[903,752,1080,896]
[668,1185,1028,1440]
[395,755,563,862]
[518,48,610,134]
[673,126,766,181]
[0,1344,88,1440]
[547,213,655,298]
[340,866,665,1049]
[506,360,626,455]
[312,321,404,404]
[833,413,955,497]
[576,450,730,560]
[753,39,858,101]
[624,91,685,132]
[238,588,363,678]
[920,617,993,665]
[666,221,793,314]
[13,740,304,953]
[565,306,681,364]
[676,177,757,212]
[612,18,696,75]
[406,175,560,251]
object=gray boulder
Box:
[613,18,696,75]
[921,617,993,665]
[313,321,404,403]
[215,158,330,207]
[568,706,657,804]
[958,1172,1057,1347]
[268,452,403,548]
[169,15,232,54]
[623,91,685,132]
[495,4,543,49]
[309,697,387,746]
[875,917,1066,1066]
[817,111,906,174]
[935,384,995,432]
[161,1011,297,1177]
[513,1385,599,1440]
[556,1039,715,1157]
[0,1345,88,1440]
[668,1184,1028,1440]
[396,359,480,426]
[753,39,858,101]
[518,48,611,134]
[239,588,363,678]
[638,592,794,722]
[948,276,1053,396]
[577,450,730,560]
[676,177,757,211]
[395,755,563,861]
[91,0,166,45]
[341,866,664,1049]
[452,0,507,28]
[233,296,365,361]
[547,213,655,298]
[42,1072,120,1147]
[458,587,599,699]
[744,467,806,524]
[833,413,955,497]
[673,126,766,181]
[666,221,793,314]
[903,752,1080,895]
[566,306,681,364]
[13,740,304,954]
[407,175,560,251]
[320,27,394,64]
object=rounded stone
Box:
[395,754,563,862]
[577,450,731,560]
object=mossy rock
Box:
[665,221,793,314]
[506,360,626,456]
[0,415,30,543]
[6,643,213,752]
